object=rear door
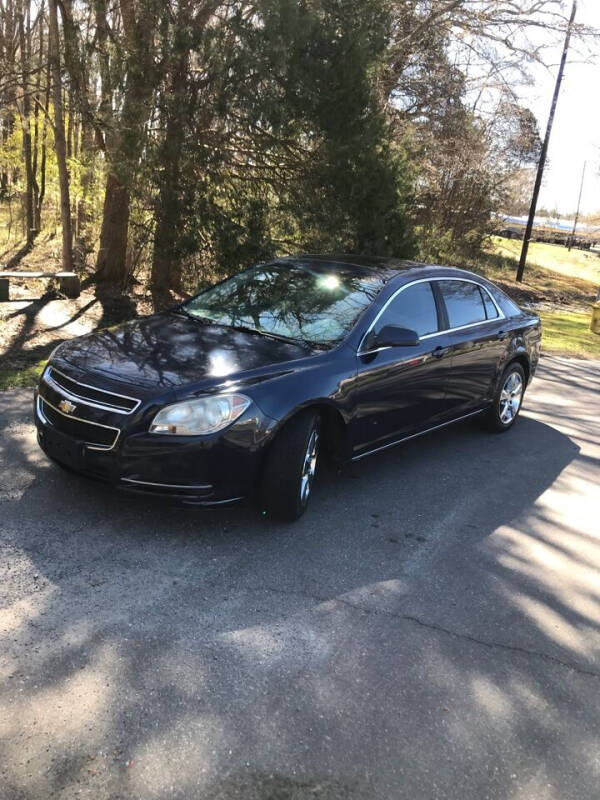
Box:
[435,279,508,416]
[351,280,454,455]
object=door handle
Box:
[432,346,450,359]
[497,330,507,340]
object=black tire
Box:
[259,410,320,521]
[484,362,526,433]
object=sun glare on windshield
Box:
[318,274,341,290]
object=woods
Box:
[0,0,588,306]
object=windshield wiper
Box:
[225,323,329,349]
[171,306,213,324]
[225,323,298,344]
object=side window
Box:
[438,280,487,328]
[376,282,439,337]
[480,286,499,320]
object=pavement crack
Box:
[253,584,600,680]
[385,609,600,680]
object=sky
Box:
[521,0,600,217]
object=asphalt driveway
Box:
[1,356,599,800]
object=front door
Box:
[350,281,453,456]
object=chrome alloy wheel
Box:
[499,371,523,424]
[300,428,319,504]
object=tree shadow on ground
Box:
[0,286,138,374]
[4,242,33,270]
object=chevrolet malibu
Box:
[34,255,541,520]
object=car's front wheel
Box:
[485,362,526,432]
[259,410,320,521]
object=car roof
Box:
[273,254,483,284]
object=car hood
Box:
[55,312,316,391]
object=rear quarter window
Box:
[480,287,499,319]
[487,285,523,318]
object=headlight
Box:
[149,394,251,435]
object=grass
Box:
[481,239,600,357]
[0,359,46,391]
[490,237,600,285]
[474,237,600,308]
[539,310,600,360]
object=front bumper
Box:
[34,369,275,505]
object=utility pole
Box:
[567,160,586,251]
[516,0,577,282]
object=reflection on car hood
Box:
[55,312,314,390]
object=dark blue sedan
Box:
[35,255,541,520]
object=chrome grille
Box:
[37,397,120,450]
[44,366,140,414]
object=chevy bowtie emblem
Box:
[58,399,77,415]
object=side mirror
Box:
[375,325,420,348]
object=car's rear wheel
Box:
[485,362,526,432]
[259,410,320,521]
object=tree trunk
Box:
[96,173,130,288]
[93,0,158,293]
[77,116,94,239]
[0,116,13,200]
[1,0,17,201]
[17,0,35,246]
[48,0,74,272]
[31,4,44,234]
[36,57,51,226]
[151,54,188,304]
[150,0,197,305]
[67,84,74,157]
[151,184,181,304]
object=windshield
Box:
[183,263,384,345]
